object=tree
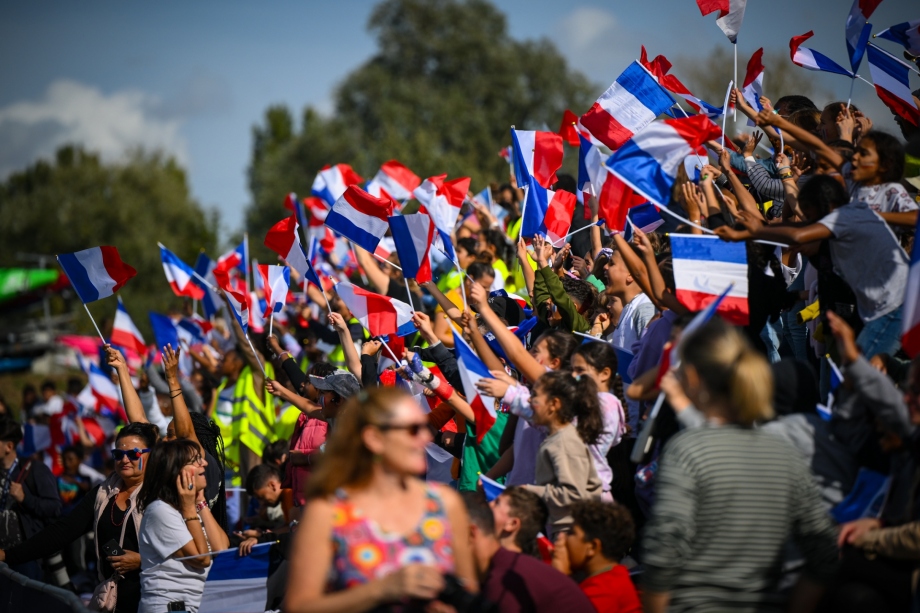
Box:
[0,145,218,338]
[245,0,597,258]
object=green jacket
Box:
[533,266,591,333]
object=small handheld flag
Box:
[111,298,146,356]
[159,244,206,300]
[324,186,395,254]
[451,329,498,443]
[388,208,436,284]
[57,246,136,343]
[790,31,855,77]
[875,20,920,57]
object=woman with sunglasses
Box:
[285,387,477,613]
[137,439,229,613]
[0,421,159,613]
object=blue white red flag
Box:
[845,0,883,73]
[389,207,436,284]
[193,252,222,319]
[866,44,920,127]
[57,246,136,304]
[159,244,205,300]
[414,174,470,261]
[223,286,249,334]
[451,329,498,443]
[510,129,564,189]
[333,282,415,337]
[197,543,273,613]
[311,163,364,207]
[790,31,855,77]
[215,241,246,277]
[366,160,421,202]
[876,20,920,57]
[579,61,674,151]
[258,264,290,317]
[480,475,506,502]
[627,203,664,234]
[578,134,646,232]
[264,214,319,285]
[111,298,146,356]
[696,0,746,43]
[324,186,395,253]
[604,114,722,208]
[86,360,124,419]
[640,46,723,119]
[520,181,577,244]
[670,235,749,326]
[149,312,179,352]
[741,48,765,127]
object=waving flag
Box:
[57,246,136,303]
[579,61,675,151]
[558,109,581,146]
[149,312,179,352]
[264,214,315,282]
[790,31,855,77]
[876,20,920,57]
[111,298,146,356]
[511,129,564,189]
[696,0,747,43]
[640,46,724,118]
[223,287,249,334]
[451,329,497,443]
[311,163,364,206]
[670,234,749,325]
[366,160,421,202]
[333,282,415,337]
[258,264,290,317]
[902,215,920,356]
[521,181,577,243]
[389,207,436,283]
[86,360,123,416]
[628,202,665,233]
[846,0,883,73]
[193,252,222,319]
[324,186,395,253]
[159,244,205,300]
[198,543,273,613]
[741,48,765,127]
[605,114,723,208]
[414,174,470,260]
[215,241,246,276]
[578,134,646,232]
[866,44,920,127]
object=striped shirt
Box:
[641,425,838,612]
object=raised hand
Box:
[327,312,348,334]
[742,131,763,157]
[411,312,436,342]
[701,163,721,180]
[718,148,733,173]
[468,281,487,309]
[105,345,127,371]
[162,344,181,381]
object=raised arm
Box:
[460,311,505,373]
[328,312,363,379]
[719,149,761,217]
[422,280,463,323]
[756,110,845,171]
[162,344,201,450]
[353,245,390,294]
[516,239,537,300]
[104,345,147,424]
[469,282,544,383]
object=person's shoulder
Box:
[143,499,181,522]
[427,480,462,512]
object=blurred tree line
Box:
[244,0,597,260]
[0,146,217,338]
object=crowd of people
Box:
[0,78,919,613]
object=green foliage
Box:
[245,0,597,259]
[0,145,218,338]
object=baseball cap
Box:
[487,295,524,326]
[309,370,361,399]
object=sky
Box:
[1,0,914,240]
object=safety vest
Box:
[437,269,462,294]
[275,403,302,442]
[212,364,277,479]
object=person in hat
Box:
[309,370,361,427]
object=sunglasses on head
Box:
[376,422,428,437]
[112,448,150,461]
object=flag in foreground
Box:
[57,246,136,303]
[670,234,749,325]
[845,0,882,73]
[324,186,395,253]
[520,181,577,243]
[866,44,920,128]
[511,129,564,189]
[414,174,470,260]
[311,163,364,207]
[111,298,146,356]
[578,134,646,232]
[258,265,290,317]
[389,207,436,284]
[333,282,415,337]
[159,244,205,300]
[741,48,765,127]
[876,20,920,57]
[264,214,318,285]
[451,329,497,443]
[198,543,272,613]
[696,0,747,43]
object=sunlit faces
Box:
[571,353,610,390]
[114,435,150,478]
[528,384,558,428]
[529,338,553,369]
[850,138,882,184]
[186,453,208,491]
[604,251,630,296]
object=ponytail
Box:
[730,350,774,426]
[536,371,602,445]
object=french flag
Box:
[640,46,723,119]
[845,0,883,73]
[159,244,205,300]
[149,312,179,352]
[389,207,436,284]
[790,31,855,77]
[866,44,920,127]
[877,20,920,57]
[366,160,421,202]
[579,61,675,151]
[901,215,920,356]
[414,174,470,259]
[511,129,564,189]
[558,109,581,147]
[258,264,290,317]
[324,185,395,254]
[111,298,146,356]
[312,163,364,207]
[57,246,136,304]
[578,134,645,232]
[741,48,765,127]
[628,202,665,233]
[670,234,749,326]
[87,360,124,416]
[451,329,497,443]
[193,252,223,319]
[215,241,246,276]
[264,214,317,283]
[333,281,415,337]
[223,287,249,334]
[696,0,747,43]
[604,114,723,208]
[521,181,577,244]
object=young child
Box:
[239,464,295,555]
[552,500,642,613]
[522,371,603,535]
[490,486,548,557]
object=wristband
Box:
[776,166,790,172]
[184,516,200,523]
[196,500,208,513]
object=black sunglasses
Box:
[377,423,428,436]
[112,448,150,461]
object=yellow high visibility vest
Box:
[275,403,301,442]
[236,364,277,457]
[211,378,241,483]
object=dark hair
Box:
[262,439,289,465]
[245,463,281,497]
[189,412,227,528]
[116,422,159,449]
[799,175,849,219]
[0,417,23,444]
[861,130,905,183]
[66,377,84,396]
[573,342,618,378]
[561,277,596,312]
[501,487,548,557]
[467,261,495,282]
[535,370,602,445]
[309,362,337,378]
[823,101,859,117]
[826,140,856,160]
[62,445,84,460]
[481,229,512,263]
[571,500,635,561]
[456,237,478,257]
[657,257,675,292]
[775,95,817,115]
[461,490,495,534]
[553,173,576,194]
[138,438,201,511]
[590,253,610,279]
[40,380,56,392]
[534,330,579,366]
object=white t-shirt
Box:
[609,293,656,432]
[139,500,210,613]
[844,163,918,214]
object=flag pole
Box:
[244,233,252,293]
[371,251,402,270]
[84,303,107,345]
[381,340,401,365]
[846,77,856,111]
[269,312,274,338]
[244,335,267,377]
[456,262,468,312]
[721,80,734,149]
[551,220,604,247]
[733,43,738,121]
[404,277,415,311]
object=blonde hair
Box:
[679,318,773,426]
[304,386,411,500]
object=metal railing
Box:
[0,563,92,613]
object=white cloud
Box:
[560,7,618,54]
[553,7,638,85]
[0,79,189,177]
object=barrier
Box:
[0,563,91,613]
